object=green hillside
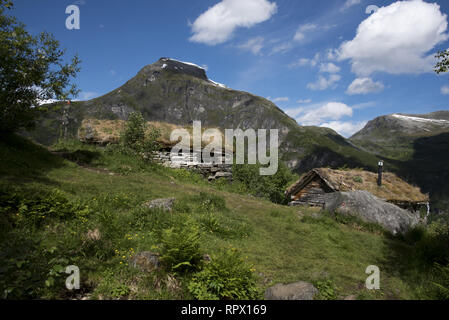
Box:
[1,134,447,300]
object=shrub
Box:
[415,222,449,265]
[353,176,363,183]
[232,162,297,204]
[93,269,130,300]
[432,263,449,300]
[159,221,203,274]
[403,225,427,245]
[0,188,86,229]
[188,249,259,300]
[314,279,339,300]
[120,112,160,155]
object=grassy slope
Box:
[0,135,431,300]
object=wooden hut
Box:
[285,168,429,212]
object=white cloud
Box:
[294,102,353,125]
[346,77,384,95]
[289,53,320,68]
[307,74,341,91]
[297,99,312,104]
[293,23,318,41]
[287,101,366,137]
[320,120,367,137]
[239,37,265,54]
[270,41,293,55]
[319,62,340,73]
[338,0,449,76]
[189,0,277,45]
[441,85,449,95]
[341,0,361,12]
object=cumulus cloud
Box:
[346,77,384,95]
[307,74,341,91]
[338,0,449,76]
[319,62,340,73]
[239,37,265,54]
[287,101,366,137]
[441,85,449,95]
[293,102,353,125]
[319,120,367,137]
[189,0,277,45]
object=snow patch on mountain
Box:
[208,79,227,88]
[161,58,205,70]
[392,114,449,125]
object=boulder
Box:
[144,198,175,211]
[129,251,160,273]
[264,281,319,300]
[324,191,419,235]
[215,172,232,179]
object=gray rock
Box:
[324,190,420,235]
[145,198,176,211]
[129,252,160,273]
[83,124,95,141]
[264,281,319,300]
[215,172,232,178]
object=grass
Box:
[0,135,443,300]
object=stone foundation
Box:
[152,151,233,181]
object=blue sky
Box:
[10,0,449,137]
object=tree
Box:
[435,50,449,74]
[0,0,80,133]
[120,111,161,155]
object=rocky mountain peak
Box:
[150,57,209,81]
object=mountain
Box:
[350,111,449,213]
[350,111,449,160]
[25,57,379,173]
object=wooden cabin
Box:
[285,168,429,212]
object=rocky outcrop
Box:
[129,252,160,273]
[144,198,176,211]
[324,191,420,235]
[264,281,319,300]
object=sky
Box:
[10,0,449,137]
